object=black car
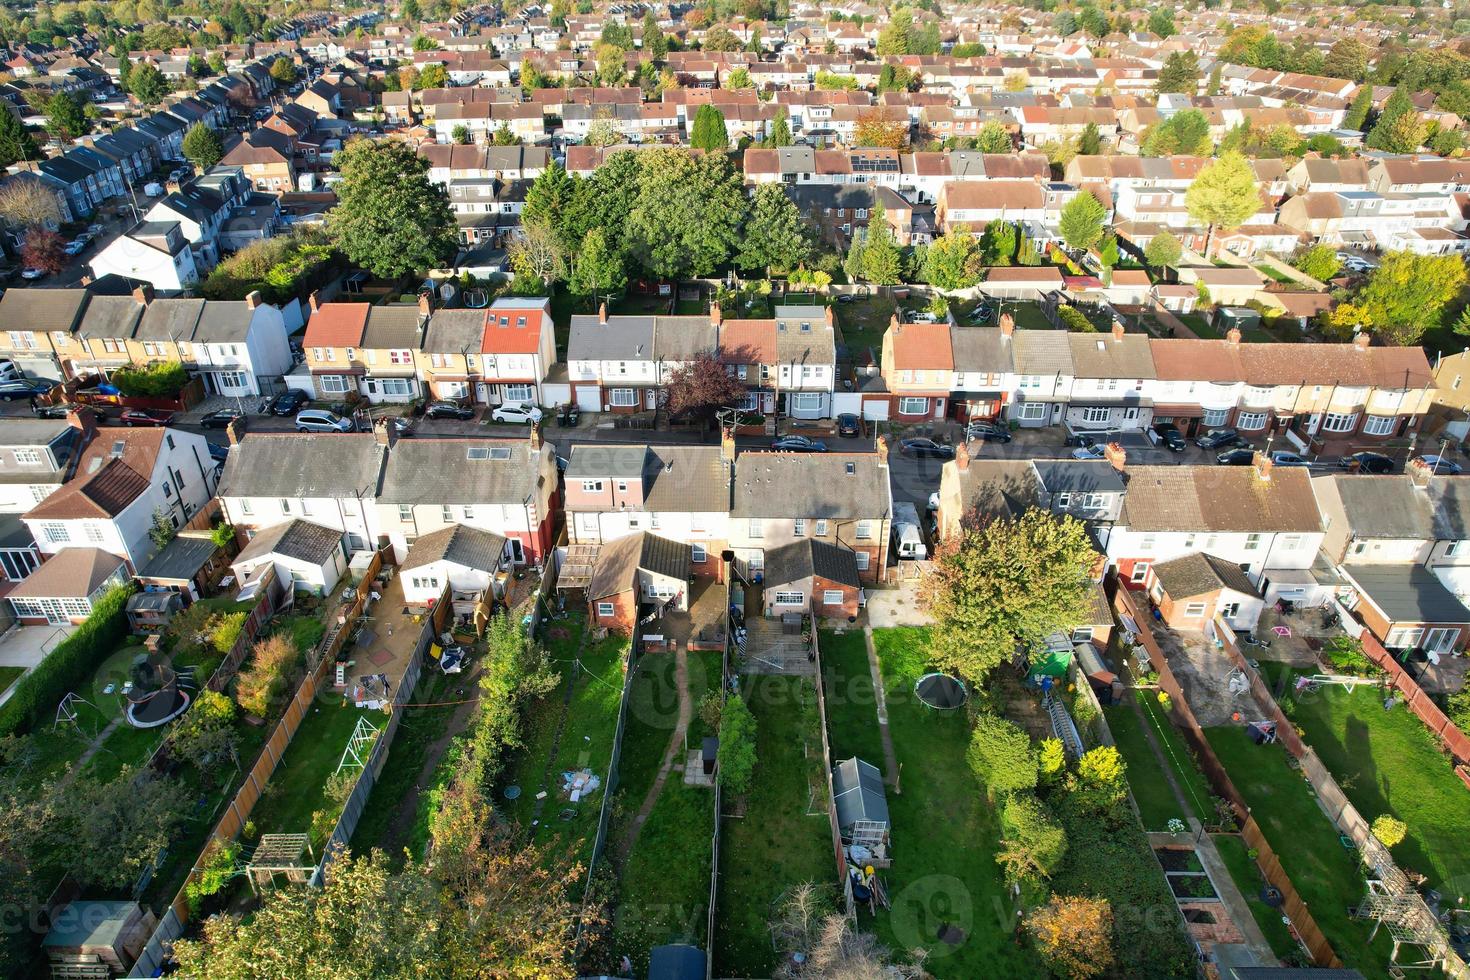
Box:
[199,408,244,429]
[1153,423,1186,452]
[965,421,1012,443]
[771,435,827,452]
[424,400,476,421]
[836,413,861,438]
[1340,451,1394,474]
[32,402,75,419]
[1216,448,1256,466]
[1194,428,1244,450]
[0,377,56,401]
[269,389,311,416]
[900,437,955,460]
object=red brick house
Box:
[760,538,863,620]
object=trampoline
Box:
[914,673,967,710]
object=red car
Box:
[118,408,176,427]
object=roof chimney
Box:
[131,283,154,305]
[875,435,889,466]
[999,312,1014,337]
[955,439,970,472]
[826,305,836,329]
[1408,455,1435,488]
[308,289,321,314]
[1110,320,1125,342]
[598,301,608,325]
[418,291,432,316]
[1252,450,1273,482]
[225,414,246,445]
[720,426,735,463]
[1103,441,1126,473]
[528,420,542,452]
[1353,330,1371,351]
[710,301,722,327]
[67,407,96,439]
[245,290,263,310]
[1225,327,1242,345]
[373,416,397,449]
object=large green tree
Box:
[738,182,810,274]
[0,109,39,167]
[1144,230,1182,269]
[128,62,169,104]
[1367,87,1419,151]
[975,120,1012,153]
[997,793,1068,884]
[625,149,747,279]
[522,159,577,251]
[1155,51,1200,95]
[921,509,1095,683]
[1058,192,1106,252]
[1343,86,1373,131]
[768,113,793,147]
[689,102,729,151]
[1350,251,1469,345]
[923,230,980,289]
[859,207,903,285]
[44,92,87,141]
[568,227,625,305]
[967,713,1039,800]
[182,122,223,171]
[329,139,457,278]
[1185,151,1260,256]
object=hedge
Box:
[0,583,135,737]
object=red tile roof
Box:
[303,303,369,349]
[890,322,954,371]
[481,306,549,354]
[718,319,777,363]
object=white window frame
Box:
[749,519,763,539]
[794,518,806,537]
[774,591,805,606]
[1018,402,1047,420]
[609,388,637,407]
[504,383,533,401]
[1070,627,1094,643]
[1130,561,1149,584]
[1081,406,1110,424]
[1183,601,1208,618]
[691,544,707,563]
[814,519,829,536]
[1236,411,1267,431]
[898,396,929,416]
[854,551,870,571]
[855,521,872,540]
[822,590,845,606]
[581,480,604,492]
[1323,411,1357,433]
[1202,407,1230,427]
[1387,627,1424,649]
[1363,414,1395,436]
[596,601,615,617]
[42,522,67,543]
[1244,533,1261,551]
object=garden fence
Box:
[127,551,391,977]
[1110,584,1341,969]
[204,568,280,693]
[809,627,849,891]
[1354,627,1470,781]
[703,575,731,980]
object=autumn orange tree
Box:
[1026,895,1116,979]
[852,110,909,149]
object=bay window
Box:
[609,388,637,407]
[898,397,929,416]
[1202,408,1230,427]
[1323,412,1357,433]
[1363,415,1396,437]
[1236,412,1267,431]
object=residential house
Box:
[7,547,129,624]
[0,288,89,379]
[879,317,953,422]
[231,518,347,596]
[88,221,200,293]
[718,306,838,420]
[583,531,691,633]
[1064,324,1157,433]
[398,523,511,604]
[760,537,863,620]
[472,296,558,407]
[0,416,91,583]
[1006,329,1074,428]
[948,324,1013,422]
[566,307,659,414]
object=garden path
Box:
[616,647,690,860]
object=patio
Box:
[1154,628,1274,727]
[340,572,430,701]
[646,577,726,651]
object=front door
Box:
[508,539,525,564]
[645,389,657,410]
[39,599,66,624]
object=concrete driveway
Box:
[0,624,74,707]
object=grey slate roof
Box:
[949,326,1013,375]
[0,419,73,447]
[651,316,718,361]
[379,438,541,505]
[76,295,145,341]
[954,459,1041,521]
[566,444,730,512]
[1343,565,1470,625]
[734,453,890,520]
[1011,330,1074,376]
[1067,332,1157,380]
[587,531,691,600]
[235,518,343,565]
[567,315,655,361]
[423,310,487,353]
[135,298,205,341]
[1327,475,1435,540]
[773,309,835,364]
[1031,460,1126,494]
[401,524,508,573]
[140,531,220,581]
[218,433,386,499]
[194,301,256,343]
[1150,552,1261,601]
[764,538,861,589]
[0,288,90,335]
[361,305,424,349]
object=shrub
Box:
[1057,304,1095,332]
[1372,814,1407,849]
[234,633,299,718]
[112,360,189,398]
[698,690,724,732]
[1039,737,1067,784]
[997,793,1068,884]
[1448,690,1470,732]
[1071,690,1099,727]
[185,841,240,914]
[1068,745,1129,818]
[967,712,1039,800]
[0,584,133,736]
[1026,894,1115,979]
[717,693,758,794]
[1323,636,1376,676]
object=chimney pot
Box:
[710,301,722,327]
[245,290,263,310]
[955,440,970,471]
[999,312,1015,336]
[826,305,836,328]
[1226,327,1242,344]
[1103,441,1126,473]
[131,283,154,305]
[875,435,889,465]
[1408,456,1435,487]
[418,292,432,316]
[373,416,396,449]
[308,289,321,313]
[720,426,735,462]
[1110,320,1125,342]
[1353,330,1371,350]
[1252,450,1273,481]
[528,421,542,451]
[598,301,608,325]
[225,415,246,445]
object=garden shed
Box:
[42,900,157,978]
[832,756,889,836]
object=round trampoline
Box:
[914,673,967,710]
[124,654,191,728]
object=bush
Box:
[1068,745,1128,819]
[1057,304,1095,332]
[0,584,133,736]
[112,360,189,398]
[1026,894,1115,979]
[967,712,1039,800]
[1372,814,1407,849]
[997,792,1068,884]
[185,840,240,914]
[1448,690,1470,732]
[717,693,758,794]
[234,634,299,718]
[1323,636,1376,676]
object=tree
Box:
[182,122,223,171]
[1147,9,1175,37]
[967,713,1039,799]
[768,113,793,148]
[1368,88,1419,151]
[1186,151,1260,256]
[923,230,980,289]
[1353,251,1469,345]
[851,112,908,150]
[1058,192,1106,252]
[739,183,811,275]
[68,768,190,889]
[568,227,625,305]
[128,62,168,104]
[401,0,421,19]
[814,70,859,92]
[20,228,64,275]
[170,689,239,779]
[1069,744,1128,817]
[1144,230,1182,269]
[978,219,1018,266]
[1142,109,1212,156]
[1016,235,1040,266]
[584,116,620,147]
[997,793,1068,884]
[702,25,740,52]
[843,237,867,283]
[1077,120,1102,156]
[860,209,903,285]
[1375,110,1428,154]
[416,64,447,90]
[329,139,457,279]
[1156,51,1200,95]
[0,109,39,168]
[1292,243,1341,281]
[0,179,60,231]
[690,103,729,151]
[1027,896,1116,979]
[1344,86,1374,132]
[1325,37,1369,81]
[626,149,747,279]
[922,509,1095,683]
[450,123,471,145]
[975,120,1012,153]
[717,693,757,794]
[1372,814,1407,849]
[876,9,914,55]
[508,218,567,289]
[522,161,574,247]
[726,66,754,90]
[44,92,86,141]
[268,57,297,85]
[642,11,667,59]
[595,42,625,87]
[664,351,743,425]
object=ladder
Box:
[1044,693,1085,760]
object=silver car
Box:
[295,409,354,433]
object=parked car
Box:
[490,402,543,424]
[1340,451,1394,474]
[1152,422,1187,452]
[32,401,75,419]
[965,421,1012,443]
[836,413,861,438]
[295,409,353,433]
[1216,448,1256,466]
[424,400,475,421]
[207,443,229,463]
[900,437,955,459]
[119,408,176,427]
[19,268,46,281]
[1195,428,1245,450]
[62,239,87,256]
[771,435,828,452]
[1271,451,1311,467]
[1415,454,1463,476]
[198,408,244,429]
[269,389,311,416]
[1071,444,1108,461]
[0,377,56,401]
[836,294,856,304]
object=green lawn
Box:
[0,664,24,697]
[250,700,381,840]
[1178,312,1220,338]
[1262,664,1470,903]
[863,628,1046,979]
[1212,832,1304,963]
[1104,689,1215,830]
[819,629,884,764]
[998,300,1056,332]
[1206,725,1393,974]
[715,675,835,978]
[837,296,896,362]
